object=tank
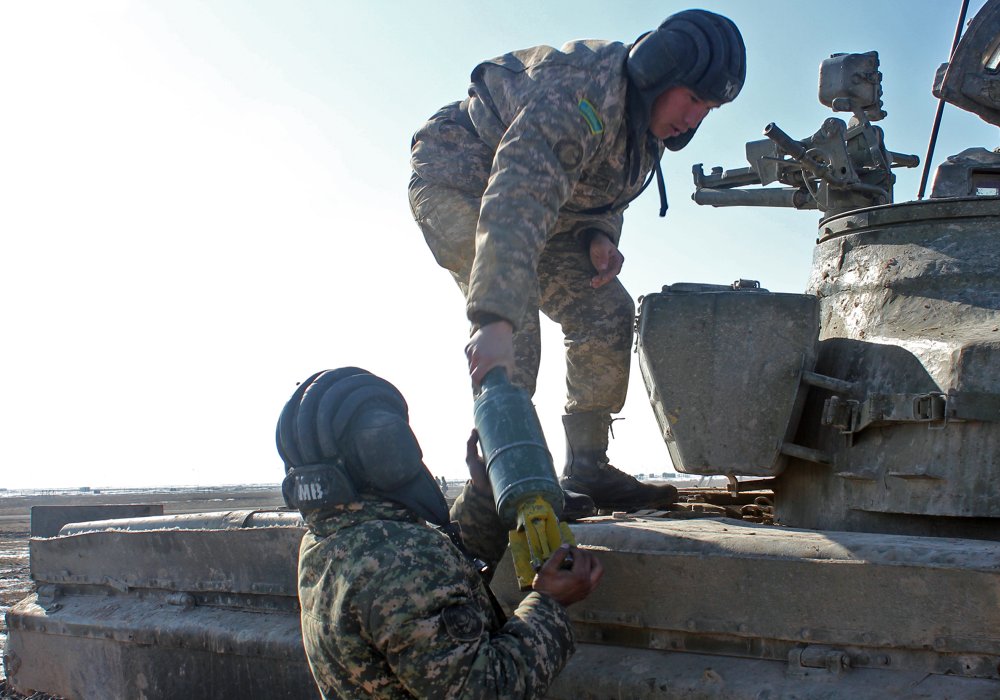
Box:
[5,4,1000,699]
[491,5,1000,697]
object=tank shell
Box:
[472,369,564,527]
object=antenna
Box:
[917,0,972,199]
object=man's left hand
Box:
[589,233,624,288]
[532,544,604,607]
[465,430,492,497]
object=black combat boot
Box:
[559,411,677,511]
[560,488,596,521]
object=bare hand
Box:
[465,320,515,387]
[532,544,604,607]
[465,430,492,496]
[589,233,624,289]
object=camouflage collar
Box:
[305,497,420,537]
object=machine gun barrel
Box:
[890,151,920,168]
[764,121,832,181]
[763,122,807,160]
[692,187,816,210]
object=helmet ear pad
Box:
[282,462,359,515]
[346,408,450,527]
[347,408,422,490]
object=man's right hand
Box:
[465,320,515,387]
[531,544,604,607]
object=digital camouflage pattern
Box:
[448,477,509,572]
[297,482,575,699]
[410,40,657,413]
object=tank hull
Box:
[3,512,315,699]
[6,508,1000,697]
[494,517,1000,698]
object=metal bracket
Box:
[822,392,950,435]
[787,645,851,679]
[35,584,63,613]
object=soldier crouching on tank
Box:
[409,10,746,513]
[277,367,604,699]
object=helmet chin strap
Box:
[655,155,668,217]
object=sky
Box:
[1,0,997,490]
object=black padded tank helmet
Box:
[626,9,746,152]
[276,367,450,527]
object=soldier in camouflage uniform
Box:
[277,368,603,699]
[409,10,747,511]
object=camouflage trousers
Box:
[408,172,633,414]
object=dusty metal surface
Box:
[637,286,819,477]
[545,643,1000,700]
[5,516,313,699]
[932,0,1000,127]
[775,197,1000,530]
[491,517,1000,697]
[676,13,1000,540]
[0,534,28,691]
[29,505,164,538]
[7,594,311,699]
[57,509,301,535]
[930,148,1000,198]
[7,499,1000,697]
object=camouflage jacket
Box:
[411,40,661,329]
[297,482,575,699]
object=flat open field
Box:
[0,484,286,693]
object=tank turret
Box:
[665,6,1000,540]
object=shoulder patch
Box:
[578,99,604,135]
[554,138,584,171]
[441,603,485,643]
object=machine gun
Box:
[692,51,920,218]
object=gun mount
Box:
[693,51,920,218]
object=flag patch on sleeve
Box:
[578,99,604,134]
